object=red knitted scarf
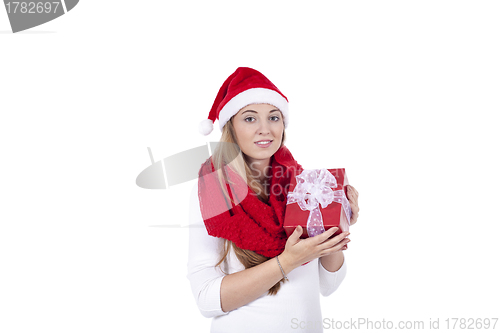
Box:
[198,145,304,258]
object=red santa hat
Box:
[199,67,289,136]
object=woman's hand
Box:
[346,185,359,225]
[280,226,350,270]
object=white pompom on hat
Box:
[199,67,289,136]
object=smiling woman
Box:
[188,67,354,333]
[232,103,284,184]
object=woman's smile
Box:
[254,140,273,148]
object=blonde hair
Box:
[212,113,287,296]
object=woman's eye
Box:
[245,116,280,122]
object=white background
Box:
[1,1,499,332]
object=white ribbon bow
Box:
[286,169,352,237]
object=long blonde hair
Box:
[212,114,287,296]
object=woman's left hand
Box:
[346,185,359,225]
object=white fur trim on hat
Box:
[218,88,289,131]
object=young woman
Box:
[187,67,360,333]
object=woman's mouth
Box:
[255,140,273,148]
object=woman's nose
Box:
[258,121,270,134]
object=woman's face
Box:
[231,103,284,165]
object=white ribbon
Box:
[286,169,352,237]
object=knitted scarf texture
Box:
[198,145,304,258]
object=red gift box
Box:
[283,168,351,239]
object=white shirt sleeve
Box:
[318,254,347,297]
[186,182,230,318]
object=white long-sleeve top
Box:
[186,182,347,333]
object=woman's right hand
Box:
[280,225,350,270]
